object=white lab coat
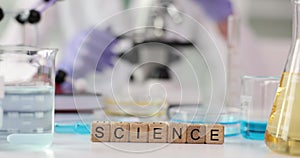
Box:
[0,0,230,105]
[0,0,285,106]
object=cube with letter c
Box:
[110,122,130,142]
[186,124,206,144]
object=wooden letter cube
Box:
[186,124,206,144]
[91,121,110,142]
[168,123,187,143]
[205,124,224,144]
[110,122,130,142]
[149,122,168,143]
[129,122,149,143]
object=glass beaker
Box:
[240,76,279,140]
[0,46,57,148]
[265,0,300,155]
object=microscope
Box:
[118,0,194,83]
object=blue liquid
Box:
[171,114,240,137]
[55,123,90,134]
[240,120,267,140]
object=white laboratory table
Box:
[0,134,294,158]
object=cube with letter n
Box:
[168,123,187,143]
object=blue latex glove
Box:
[57,28,117,92]
[194,0,233,22]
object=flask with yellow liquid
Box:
[265,0,300,155]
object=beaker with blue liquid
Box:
[240,76,279,140]
[0,46,57,148]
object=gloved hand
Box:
[193,0,233,22]
[57,28,117,93]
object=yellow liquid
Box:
[265,72,300,155]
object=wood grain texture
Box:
[148,122,168,143]
[110,122,130,142]
[90,121,224,145]
[129,122,149,143]
[205,124,224,144]
[168,123,187,143]
[186,124,206,144]
[91,121,110,142]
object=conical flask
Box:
[265,0,300,155]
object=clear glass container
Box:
[240,76,279,140]
[0,46,57,148]
[167,105,240,137]
[265,0,300,155]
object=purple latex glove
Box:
[57,28,117,92]
[194,0,233,22]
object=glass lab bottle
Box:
[0,46,57,148]
[265,0,300,155]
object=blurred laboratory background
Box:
[0,0,297,141]
[0,0,292,109]
[236,0,291,75]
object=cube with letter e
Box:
[205,124,224,144]
[149,122,168,143]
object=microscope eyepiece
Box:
[28,10,41,24]
[55,70,67,84]
[0,7,4,22]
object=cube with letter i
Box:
[129,122,149,143]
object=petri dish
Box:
[167,105,240,137]
[102,95,168,117]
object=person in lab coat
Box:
[194,0,232,39]
[0,0,233,94]
[54,0,233,94]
